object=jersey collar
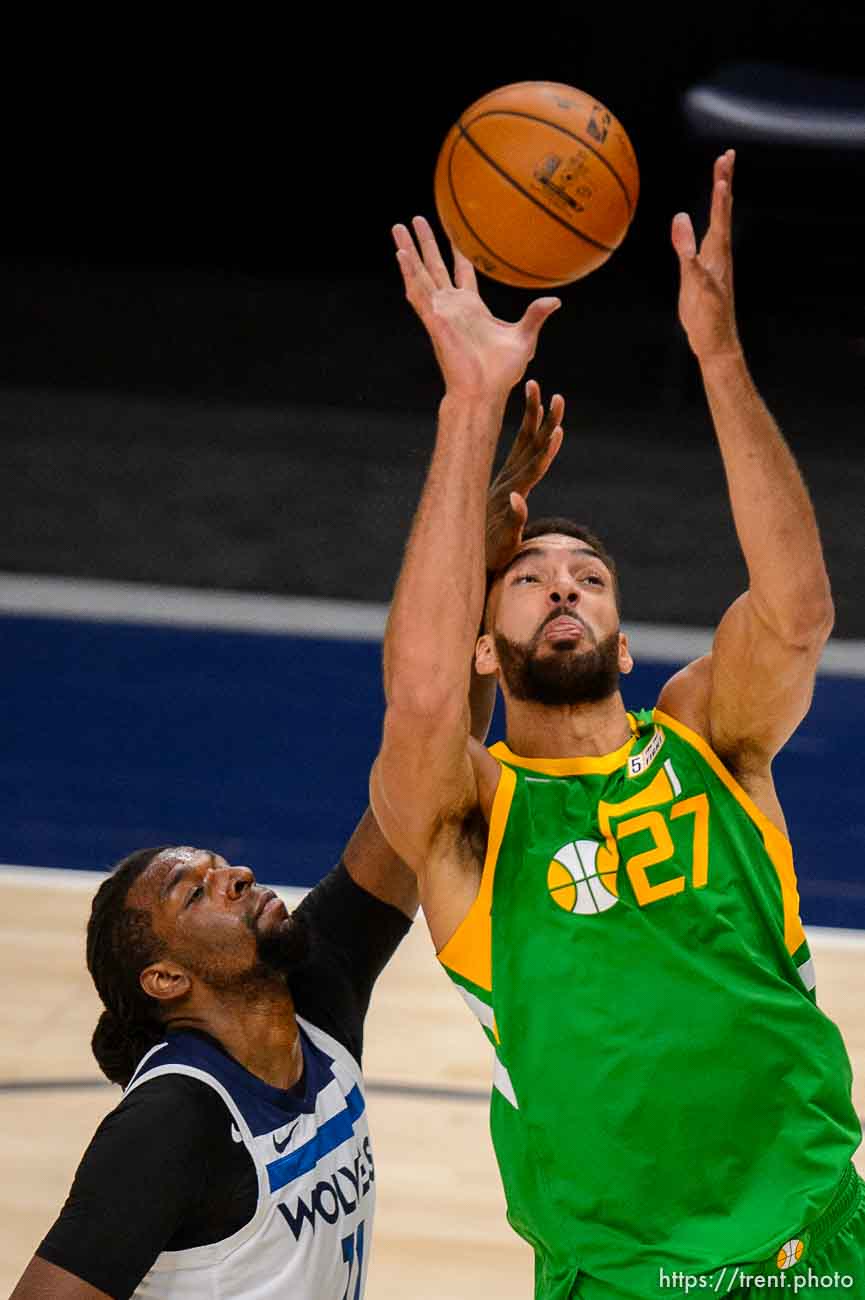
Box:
[489,713,640,776]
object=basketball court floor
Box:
[1,869,863,1298]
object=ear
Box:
[475,632,499,678]
[618,631,634,676]
[140,960,192,1005]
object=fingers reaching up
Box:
[390,217,563,398]
[451,242,478,292]
[410,215,453,289]
[486,380,566,572]
[672,149,740,364]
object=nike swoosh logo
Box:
[230,1124,243,1144]
[273,1120,300,1154]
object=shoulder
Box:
[656,655,713,741]
[655,658,788,834]
[114,1069,230,1144]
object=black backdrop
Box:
[1,3,862,634]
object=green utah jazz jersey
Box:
[438,709,860,1300]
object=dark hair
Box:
[86,846,171,1087]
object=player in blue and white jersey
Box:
[10,812,415,1300]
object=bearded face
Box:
[174,907,313,994]
[493,619,622,707]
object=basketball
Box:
[434,81,639,288]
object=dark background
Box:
[1,2,863,634]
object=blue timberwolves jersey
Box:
[126,1019,374,1299]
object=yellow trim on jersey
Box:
[653,709,806,956]
[436,762,517,1006]
[489,714,638,776]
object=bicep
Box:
[708,592,826,761]
[658,591,826,766]
[292,863,413,1061]
[34,1080,212,1299]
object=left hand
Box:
[672,150,742,364]
[486,379,564,573]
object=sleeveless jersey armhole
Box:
[436,762,517,999]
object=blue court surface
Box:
[1,607,863,928]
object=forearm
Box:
[383,388,508,713]
[342,807,418,917]
[700,351,833,640]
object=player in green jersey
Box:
[371,150,864,1299]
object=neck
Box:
[166,978,303,1090]
[502,690,632,759]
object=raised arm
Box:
[658,151,834,812]
[370,218,559,936]
[348,383,563,918]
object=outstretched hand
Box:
[393,217,561,397]
[672,150,741,364]
[486,380,564,572]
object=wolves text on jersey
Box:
[276,1138,375,1241]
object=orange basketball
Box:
[434,81,639,288]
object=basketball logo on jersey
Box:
[776,1237,806,1270]
[547,840,619,915]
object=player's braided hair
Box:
[86,847,171,1088]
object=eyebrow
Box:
[159,853,213,902]
[500,545,605,577]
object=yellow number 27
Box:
[616,794,709,907]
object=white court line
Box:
[0,572,863,674]
[2,866,863,943]
[0,573,387,641]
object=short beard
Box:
[494,626,621,707]
[178,909,313,995]
[254,910,312,981]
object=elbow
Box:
[816,591,835,642]
[771,589,835,652]
[797,587,835,649]
[383,652,468,720]
[383,686,467,733]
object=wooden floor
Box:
[2,871,863,1299]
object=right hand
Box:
[486,380,564,572]
[392,217,561,398]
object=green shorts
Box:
[725,1164,865,1297]
[569,1164,865,1299]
